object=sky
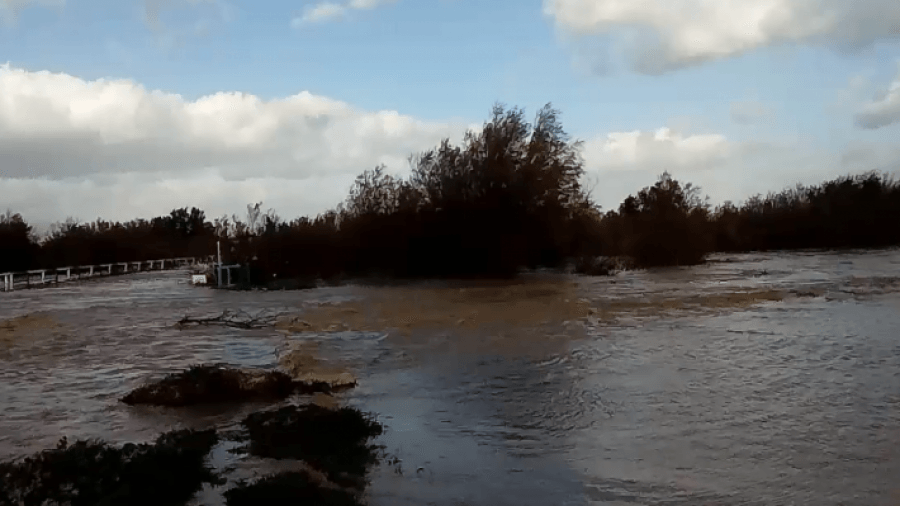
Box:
[1,0,899,233]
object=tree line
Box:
[3,103,900,281]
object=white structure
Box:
[0,255,216,292]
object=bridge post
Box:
[66,268,71,280]
[41,271,46,284]
[89,266,94,276]
[109,264,113,275]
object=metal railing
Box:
[0,256,216,292]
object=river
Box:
[1,249,899,506]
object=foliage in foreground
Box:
[0,429,220,506]
[239,404,384,484]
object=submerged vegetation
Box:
[238,404,384,484]
[3,103,900,279]
[0,429,221,506]
[223,471,365,506]
[121,364,344,407]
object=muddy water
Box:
[2,250,900,506]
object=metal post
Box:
[217,241,222,266]
[41,271,46,284]
[89,266,94,276]
[227,267,232,287]
[66,268,71,280]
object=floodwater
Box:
[2,249,900,506]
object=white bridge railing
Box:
[0,255,216,292]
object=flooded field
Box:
[2,249,900,506]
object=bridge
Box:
[0,256,216,292]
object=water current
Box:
[1,249,899,505]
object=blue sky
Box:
[1,0,899,230]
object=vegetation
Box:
[3,104,900,278]
[120,364,342,407]
[0,429,220,506]
[238,404,383,483]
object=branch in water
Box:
[175,309,286,329]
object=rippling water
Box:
[2,249,900,506]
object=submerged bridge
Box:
[0,256,216,292]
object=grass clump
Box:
[0,429,220,506]
[240,404,383,484]
[121,364,338,407]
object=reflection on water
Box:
[2,250,900,505]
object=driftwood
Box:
[175,309,286,330]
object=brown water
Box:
[2,250,900,506]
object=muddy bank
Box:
[0,429,220,506]
[121,365,342,407]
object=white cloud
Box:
[0,64,480,227]
[582,127,732,171]
[0,170,361,235]
[580,126,900,211]
[292,0,397,26]
[0,64,472,180]
[855,71,900,129]
[543,0,900,74]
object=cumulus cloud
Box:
[0,64,479,228]
[0,64,473,180]
[855,71,900,129]
[292,0,397,26]
[579,126,900,212]
[543,0,900,74]
[0,170,361,236]
[582,127,732,172]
